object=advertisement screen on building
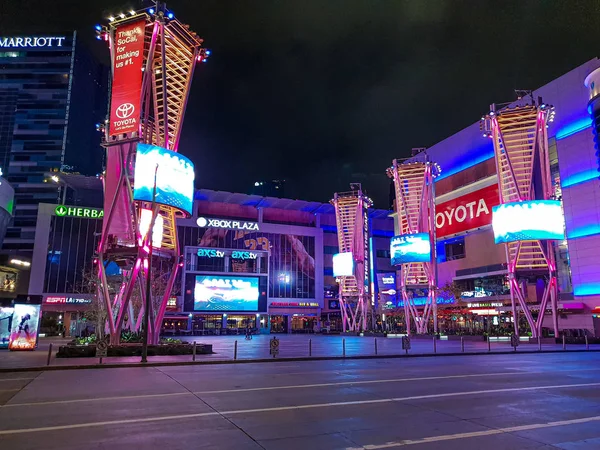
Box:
[193,229,316,300]
[109,19,145,136]
[332,252,353,277]
[492,200,565,244]
[435,184,499,238]
[8,304,40,351]
[194,275,260,312]
[133,143,195,215]
[0,307,13,348]
[390,233,431,265]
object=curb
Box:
[1,348,599,373]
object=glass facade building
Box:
[0,33,107,255]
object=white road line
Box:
[0,381,599,435]
[2,368,599,408]
[0,377,37,381]
[348,415,600,449]
[2,391,192,407]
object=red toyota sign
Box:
[435,184,499,239]
[109,19,146,136]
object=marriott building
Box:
[0,33,107,258]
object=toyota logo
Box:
[115,103,135,119]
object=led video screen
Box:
[194,275,260,312]
[133,143,195,216]
[0,307,14,348]
[390,233,431,265]
[8,304,40,351]
[492,200,565,244]
[332,252,354,277]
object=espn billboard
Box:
[435,184,499,239]
[109,19,145,136]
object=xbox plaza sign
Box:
[196,217,259,231]
[55,205,104,219]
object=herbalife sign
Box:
[55,205,104,219]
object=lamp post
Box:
[141,164,159,363]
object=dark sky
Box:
[2,1,600,208]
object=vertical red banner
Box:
[109,19,146,136]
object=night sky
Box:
[2,0,600,208]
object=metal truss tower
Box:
[387,159,439,335]
[97,4,206,344]
[481,100,559,338]
[331,185,372,332]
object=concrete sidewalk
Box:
[1,334,599,372]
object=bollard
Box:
[46,343,53,366]
[585,335,589,351]
[461,337,464,353]
[375,338,378,355]
[538,336,541,352]
[192,341,197,361]
[488,337,491,352]
[234,340,238,360]
[562,334,566,351]
[433,335,437,354]
[343,338,346,358]
[309,339,312,357]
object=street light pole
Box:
[141,164,159,363]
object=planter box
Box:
[57,343,213,358]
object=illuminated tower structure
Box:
[96,5,207,344]
[386,159,439,335]
[330,184,372,332]
[481,100,560,338]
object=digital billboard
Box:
[492,200,565,244]
[109,19,145,136]
[390,233,431,265]
[332,252,354,277]
[133,143,195,215]
[194,275,260,312]
[0,307,13,349]
[8,304,40,351]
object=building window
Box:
[376,249,390,259]
[323,245,339,255]
[438,237,465,263]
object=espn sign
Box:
[435,184,499,239]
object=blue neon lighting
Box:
[435,140,494,181]
[167,12,174,19]
[397,297,455,307]
[555,117,592,140]
[561,168,599,188]
[566,224,600,240]
[574,283,600,296]
[95,24,102,31]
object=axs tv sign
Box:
[435,184,499,239]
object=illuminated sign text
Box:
[0,36,66,48]
[197,217,259,231]
[55,205,104,219]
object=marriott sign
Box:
[435,184,499,239]
[0,36,67,48]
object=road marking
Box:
[0,377,37,382]
[3,368,599,408]
[2,391,192,408]
[348,415,600,448]
[0,381,599,435]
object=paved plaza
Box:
[1,352,600,449]
[1,334,599,371]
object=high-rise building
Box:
[0,33,108,255]
[251,179,285,197]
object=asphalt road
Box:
[1,353,600,449]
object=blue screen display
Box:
[390,233,431,265]
[492,200,565,244]
[133,143,195,215]
[194,275,260,312]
